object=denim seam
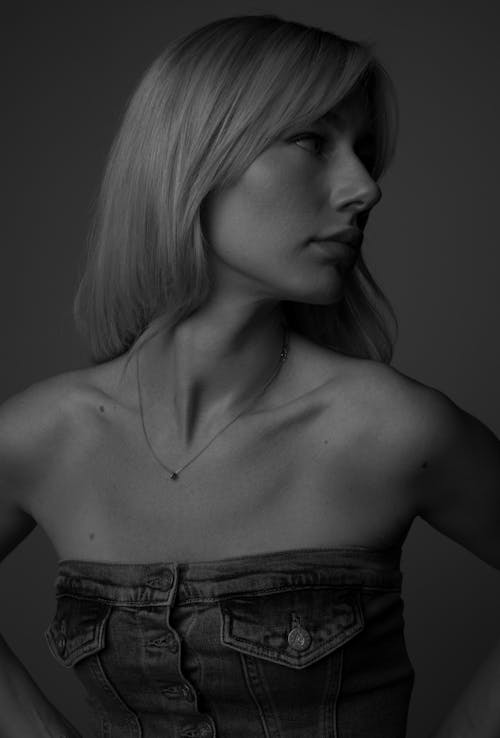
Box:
[320,647,340,738]
[45,601,112,668]
[178,583,400,605]
[136,607,174,717]
[332,649,343,738]
[239,652,272,738]
[91,653,143,738]
[54,593,172,606]
[221,624,363,669]
[168,606,209,724]
[181,618,218,733]
[220,589,364,666]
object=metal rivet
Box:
[287,625,312,652]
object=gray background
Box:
[2,1,500,736]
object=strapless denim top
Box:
[45,546,415,738]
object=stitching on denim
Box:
[332,649,343,738]
[178,582,401,605]
[136,606,170,712]
[85,689,111,738]
[54,593,172,606]
[93,653,143,737]
[320,647,339,737]
[180,609,217,724]
[222,622,364,669]
[44,602,112,668]
[239,653,272,738]
[218,593,364,670]
[50,587,399,608]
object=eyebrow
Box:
[320,111,342,124]
[316,109,373,138]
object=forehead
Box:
[317,93,372,137]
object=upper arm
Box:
[0,377,76,564]
[0,495,36,563]
[0,398,37,563]
[408,385,500,570]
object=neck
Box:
[138,298,288,449]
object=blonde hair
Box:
[74,13,399,364]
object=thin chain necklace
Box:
[136,322,290,481]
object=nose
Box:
[327,142,382,217]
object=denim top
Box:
[46,546,414,738]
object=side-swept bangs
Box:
[74,14,399,364]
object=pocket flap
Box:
[220,588,364,669]
[45,596,111,668]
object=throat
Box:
[136,327,291,463]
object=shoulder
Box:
[289,334,472,460]
[0,362,127,498]
[351,359,491,459]
[327,354,473,475]
[366,361,500,568]
[326,351,453,420]
[341,357,500,565]
[0,365,121,559]
[297,333,458,441]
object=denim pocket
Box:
[220,587,364,669]
[45,596,111,668]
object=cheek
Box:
[203,152,320,253]
[242,152,317,219]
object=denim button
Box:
[181,683,195,701]
[198,722,213,737]
[165,631,178,653]
[164,685,182,698]
[287,625,312,652]
[150,631,179,652]
[180,720,213,737]
[164,570,174,588]
[164,683,194,701]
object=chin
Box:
[296,284,347,307]
[279,263,351,305]
[312,271,350,304]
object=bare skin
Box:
[1,332,424,565]
[1,327,500,737]
[1,90,499,735]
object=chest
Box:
[31,380,415,562]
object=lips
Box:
[314,227,363,250]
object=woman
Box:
[1,13,499,738]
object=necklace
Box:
[136,322,290,481]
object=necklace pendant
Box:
[137,323,289,482]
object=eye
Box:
[290,132,328,158]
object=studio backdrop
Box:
[2,2,500,737]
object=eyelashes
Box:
[289,131,376,171]
[289,132,328,157]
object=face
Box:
[201,92,382,306]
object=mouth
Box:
[313,227,363,251]
[311,240,358,264]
